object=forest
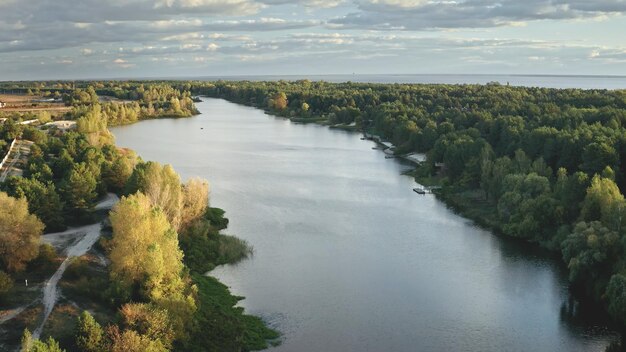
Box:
[190,80,626,328]
[0,82,277,351]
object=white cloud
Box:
[331,0,626,30]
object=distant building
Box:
[0,101,6,108]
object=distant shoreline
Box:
[3,74,626,90]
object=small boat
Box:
[372,147,379,150]
[413,187,426,195]
[360,137,366,140]
[385,155,395,159]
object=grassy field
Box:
[0,94,70,114]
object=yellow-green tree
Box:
[581,175,624,224]
[107,326,167,352]
[124,162,183,230]
[0,192,44,272]
[180,178,209,231]
[120,303,175,349]
[109,193,196,342]
[109,193,185,300]
[77,104,114,146]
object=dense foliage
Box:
[0,81,276,351]
[192,80,626,325]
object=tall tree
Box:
[124,162,182,230]
[109,193,185,301]
[180,178,209,231]
[75,311,104,352]
[62,163,97,220]
[0,192,44,272]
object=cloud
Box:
[260,0,345,8]
[588,49,626,62]
[1,0,626,79]
[330,0,626,30]
[0,16,318,54]
[0,0,263,23]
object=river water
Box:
[112,98,618,352]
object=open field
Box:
[0,94,70,114]
[0,106,71,113]
[0,94,34,103]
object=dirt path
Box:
[0,142,21,183]
[0,301,37,325]
[32,194,119,339]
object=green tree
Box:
[606,274,626,325]
[581,142,618,176]
[62,163,97,220]
[561,221,620,294]
[0,270,13,296]
[1,177,66,232]
[21,329,64,352]
[76,311,104,352]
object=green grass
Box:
[186,274,280,352]
[179,208,279,351]
[290,116,328,123]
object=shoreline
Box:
[203,95,623,332]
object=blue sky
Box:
[1,0,625,80]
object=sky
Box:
[1,0,626,80]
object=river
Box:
[111,98,618,352]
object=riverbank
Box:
[0,101,278,351]
[112,96,620,351]
[205,93,625,342]
[103,107,281,351]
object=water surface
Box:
[112,98,618,352]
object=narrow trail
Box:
[0,143,21,182]
[0,300,38,325]
[32,193,119,339]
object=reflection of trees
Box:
[560,291,622,350]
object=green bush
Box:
[0,270,13,296]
